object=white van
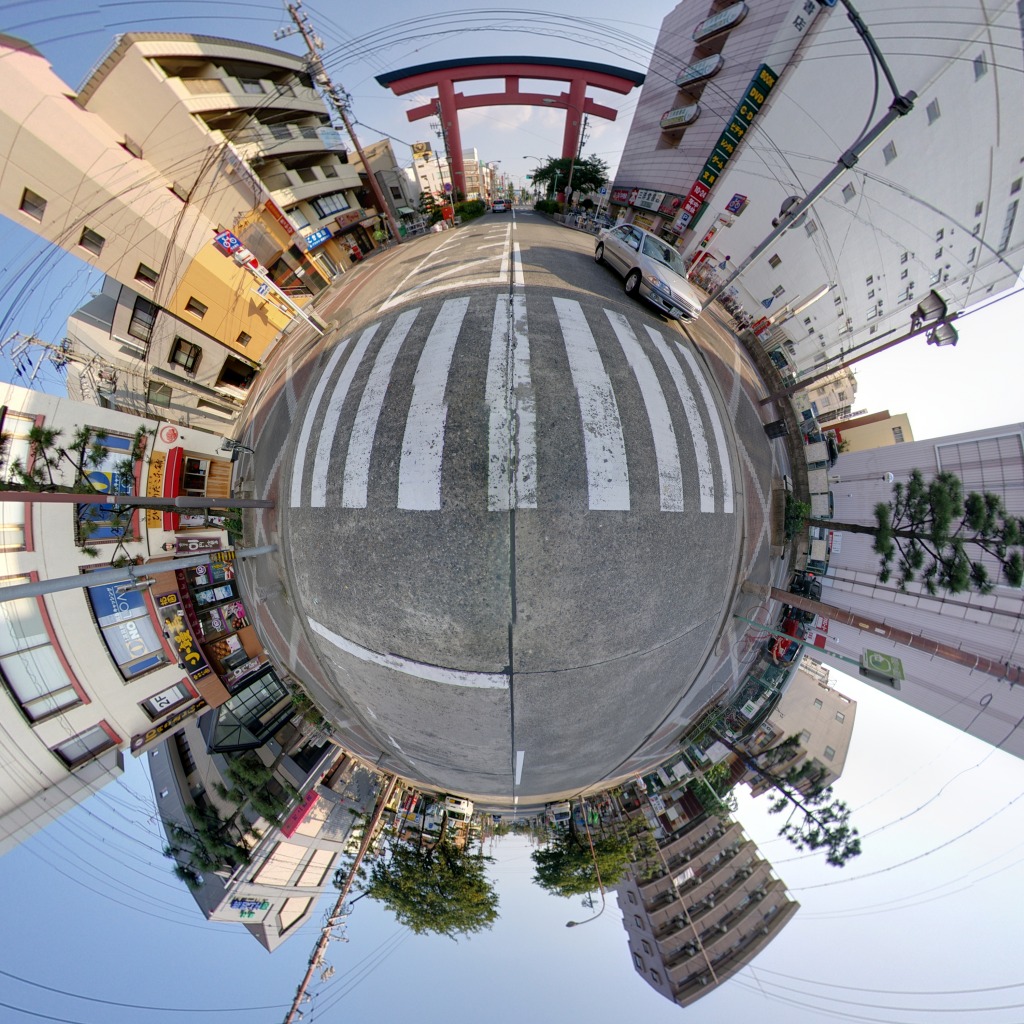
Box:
[444,796,474,823]
[547,801,572,826]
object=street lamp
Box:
[565,799,606,927]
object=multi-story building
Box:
[613,1,1024,376]
[351,139,424,237]
[827,411,914,452]
[813,422,1024,759]
[615,811,799,1007]
[740,660,856,796]
[151,735,376,949]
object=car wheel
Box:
[625,269,641,296]
[594,243,605,264]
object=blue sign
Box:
[257,282,269,297]
[444,183,453,193]
[213,230,243,256]
[599,186,607,195]
[305,227,332,250]
[762,297,774,309]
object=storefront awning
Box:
[397,207,415,216]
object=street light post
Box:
[565,799,607,928]
[541,97,588,204]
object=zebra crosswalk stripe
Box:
[342,308,420,508]
[398,297,471,511]
[553,297,630,511]
[605,309,684,512]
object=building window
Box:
[824,745,836,761]
[75,432,140,545]
[0,583,83,722]
[19,187,47,221]
[900,251,909,264]
[805,219,818,238]
[127,296,158,342]
[78,227,105,256]
[650,971,662,985]
[882,141,897,165]
[135,263,159,287]
[1013,178,1023,196]
[867,290,875,299]
[633,952,645,971]
[0,412,35,549]
[389,186,402,199]
[813,698,823,709]
[87,579,170,679]
[52,724,117,769]
[768,253,782,269]
[147,381,172,408]
[799,730,811,744]
[842,183,855,203]
[642,940,653,955]
[185,297,207,319]
[836,711,846,723]
[311,190,352,219]
[935,228,944,242]
[934,247,943,259]
[236,331,251,347]
[998,201,1018,253]
[926,98,941,124]
[772,285,785,298]
[239,78,266,93]
[967,247,977,263]
[900,269,908,280]
[216,355,257,392]
[627,891,637,904]
[169,337,202,373]
[286,206,310,230]
[975,201,984,217]
[634,914,645,929]
[892,426,905,442]
[974,53,987,79]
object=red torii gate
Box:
[376,57,645,196]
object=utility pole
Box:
[283,773,399,1024]
[433,101,457,223]
[280,3,401,243]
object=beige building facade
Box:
[829,411,914,452]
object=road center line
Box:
[515,750,525,785]
[290,338,350,508]
[308,618,510,689]
[554,297,630,511]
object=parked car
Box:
[492,199,508,212]
[546,801,572,827]
[595,225,703,322]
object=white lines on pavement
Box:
[379,234,460,311]
[290,339,351,508]
[606,311,684,512]
[675,342,734,514]
[555,297,630,511]
[487,293,537,511]
[512,242,524,287]
[309,617,510,689]
[342,308,419,508]
[310,323,382,507]
[515,750,525,786]
[645,326,715,513]
[398,296,471,510]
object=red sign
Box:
[159,425,179,444]
[281,790,320,838]
[611,188,632,203]
[212,230,243,256]
[264,199,295,235]
[751,317,772,336]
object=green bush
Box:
[534,199,561,214]
[454,198,487,221]
[784,493,811,541]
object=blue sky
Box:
[2,2,1024,1022]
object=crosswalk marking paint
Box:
[398,297,471,510]
[644,326,715,513]
[674,341,734,513]
[605,310,684,512]
[290,338,351,508]
[487,294,537,510]
[309,617,510,689]
[309,323,382,507]
[342,308,420,508]
[554,297,630,511]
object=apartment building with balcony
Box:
[613,1,1024,377]
[351,139,424,237]
[615,812,799,1006]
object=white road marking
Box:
[290,339,350,508]
[675,342,734,513]
[486,294,537,510]
[554,297,630,511]
[645,327,715,513]
[605,310,684,512]
[379,234,460,311]
[398,297,471,510]
[513,242,524,287]
[309,617,510,689]
[515,750,525,785]
[309,323,382,507]
[341,308,420,508]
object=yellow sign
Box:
[145,451,166,527]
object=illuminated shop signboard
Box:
[693,1,748,42]
[675,54,724,88]
[88,582,169,680]
[660,104,701,131]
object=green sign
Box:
[860,649,905,688]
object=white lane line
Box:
[309,617,510,689]
[342,308,420,508]
[512,242,524,287]
[514,750,525,786]
[605,310,684,512]
[499,225,512,278]
[398,297,471,510]
[645,326,715,513]
[554,297,630,511]
[486,294,537,510]
[675,341,734,513]
[309,323,382,507]
[290,339,351,508]
[379,234,460,311]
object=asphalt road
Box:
[242,211,760,804]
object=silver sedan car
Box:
[595,224,703,322]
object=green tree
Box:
[529,156,610,198]
[531,821,637,897]
[805,469,1024,594]
[711,731,861,867]
[356,836,499,939]
[163,800,261,889]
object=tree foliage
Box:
[529,156,610,197]
[530,821,637,897]
[807,469,1024,595]
[358,837,499,940]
